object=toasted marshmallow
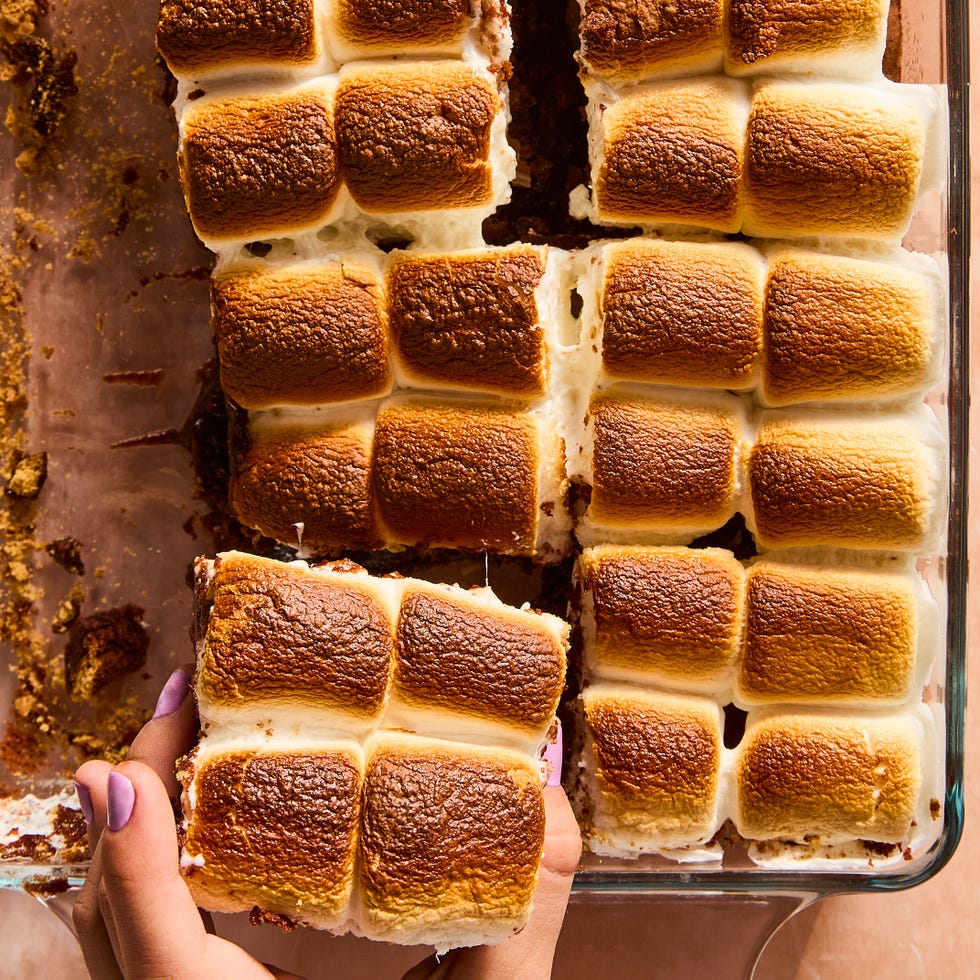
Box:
[326,0,480,63]
[736,559,934,707]
[180,741,364,930]
[195,552,397,732]
[178,81,342,249]
[579,388,746,546]
[577,545,744,697]
[760,246,945,406]
[388,581,568,751]
[746,408,947,552]
[580,683,724,858]
[582,238,764,391]
[230,407,381,554]
[156,0,330,84]
[211,256,391,409]
[743,80,939,242]
[371,397,571,559]
[724,0,890,78]
[734,709,923,845]
[387,245,551,398]
[581,77,750,233]
[334,62,513,225]
[358,731,545,951]
[578,0,724,83]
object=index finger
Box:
[126,665,198,796]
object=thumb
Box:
[98,760,272,980]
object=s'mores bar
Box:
[184,554,569,945]
[580,238,764,391]
[387,244,558,398]
[390,581,567,750]
[747,409,947,552]
[578,78,750,233]
[578,389,745,546]
[577,545,744,696]
[371,398,571,558]
[211,256,391,409]
[577,0,724,83]
[156,0,329,83]
[334,62,514,226]
[230,409,381,553]
[734,710,926,846]
[736,560,934,707]
[579,683,724,858]
[760,247,945,406]
[358,732,546,948]
[724,0,890,78]
[743,81,939,242]
[178,81,342,250]
[181,743,364,930]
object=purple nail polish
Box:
[107,772,135,832]
[544,724,563,787]
[152,667,191,719]
[74,781,94,825]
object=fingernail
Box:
[107,772,135,832]
[544,723,563,787]
[152,667,191,719]
[74,781,94,825]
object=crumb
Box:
[5,450,47,497]
[51,589,83,633]
[46,536,84,574]
[249,908,298,933]
[64,604,149,699]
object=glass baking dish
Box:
[0,0,968,968]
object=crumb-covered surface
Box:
[1,0,217,880]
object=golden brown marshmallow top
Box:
[762,250,936,405]
[231,421,380,552]
[739,562,918,705]
[200,553,394,716]
[335,63,499,213]
[725,0,884,69]
[394,585,566,730]
[359,736,544,931]
[183,748,362,920]
[157,0,318,75]
[212,262,390,409]
[371,401,541,553]
[181,90,341,243]
[744,83,925,239]
[589,393,740,529]
[580,0,723,80]
[333,0,474,50]
[584,687,722,817]
[735,713,921,843]
[580,545,744,682]
[599,239,762,388]
[595,80,746,232]
[748,415,934,550]
[388,246,547,397]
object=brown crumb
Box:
[249,908,298,933]
[64,604,149,700]
[45,536,84,574]
[930,798,941,819]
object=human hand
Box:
[72,669,581,980]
